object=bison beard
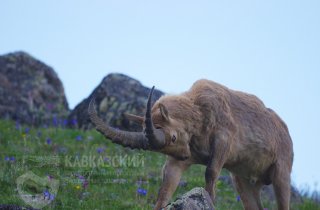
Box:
[88,79,293,210]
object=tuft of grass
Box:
[0,119,319,209]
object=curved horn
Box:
[88,98,149,150]
[144,86,166,149]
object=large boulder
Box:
[0,51,69,126]
[68,73,164,130]
[165,187,215,210]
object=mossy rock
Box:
[0,51,69,126]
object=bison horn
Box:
[144,86,166,149]
[88,98,149,150]
[88,86,166,150]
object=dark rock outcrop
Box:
[68,73,164,130]
[165,187,215,210]
[0,51,69,126]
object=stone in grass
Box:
[165,187,215,210]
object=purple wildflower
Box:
[49,194,55,200]
[76,174,89,189]
[43,189,55,200]
[63,119,68,126]
[52,117,58,127]
[137,188,147,196]
[43,190,50,199]
[10,157,15,161]
[5,156,10,161]
[15,121,20,130]
[46,138,52,145]
[83,180,89,189]
[71,118,77,126]
[78,175,85,180]
[236,195,241,202]
[37,131,42,137]
[25,128,30,134]
[96,147,104,154]
[76,135,82,141]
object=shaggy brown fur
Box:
[90,79,293,210]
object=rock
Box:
[165,181,303,210]
[68,73,164,130]
[165,187,215,210]
[0,51,69,126]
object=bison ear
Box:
[124,113,144,125]
[159,103,169,122]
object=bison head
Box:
[88,86,191,161]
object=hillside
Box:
[0,120,319,210]
[0,51,319,209]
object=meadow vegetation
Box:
[0,119,319,210]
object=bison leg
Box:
[232,174,264,210]
[205,130,233,202]
[272,164,291,210]
[154,157,190,210]
[204,165,220,201]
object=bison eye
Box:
[171,135,176,143]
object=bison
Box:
[88,79,293,210]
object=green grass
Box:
[0,119,319,210]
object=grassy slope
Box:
[0,120,319,210]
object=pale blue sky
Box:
[1,0,320,192]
